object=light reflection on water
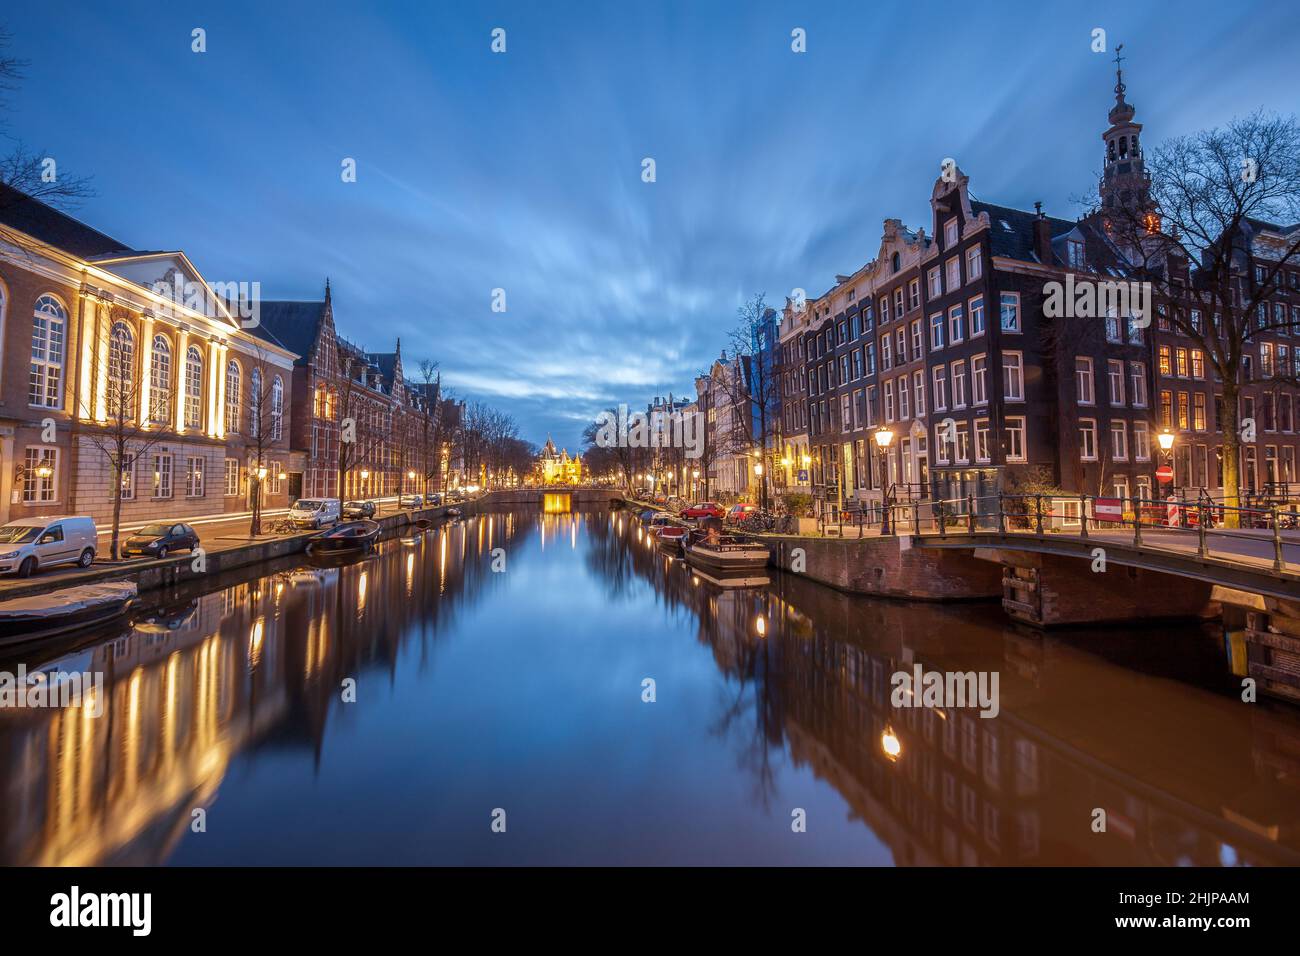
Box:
[0,507,1297,866]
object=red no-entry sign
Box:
[1155,465,1174,482]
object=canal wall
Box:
[471,488,622,509]
[0,505,457,603]
[765,534,1003,602]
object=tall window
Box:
[184,346,203,428]
[250,368,263,437]
[1075,357,1094,404]
[999,293,1020,332]
[1003,352,1024,401]
[150,335,172,423]
[22,447,57,502]
[107,321,135,419]
[225,360,241,433]
[186,456,205,497]
[30,294,66,407]
[153,452,174,498]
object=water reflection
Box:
[0,508,1296,866]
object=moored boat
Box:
[0,581,137,646]
[684,535,770,573]
[305,519,381,554]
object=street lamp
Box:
[874,426,895,535]
[753,461,765,510]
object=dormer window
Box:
[944,218,959,248]
[1068,239,1086,270]
[891,252,901,273]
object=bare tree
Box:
[1102,111,1300,523]
[0,26,93,215]
[80,318,168,560]
[335,352,392,502]
[242,342,283,536]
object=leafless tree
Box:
[1102,111,1300,522]
[79,316,168,560]
[241,341,284,536]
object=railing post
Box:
[1134,497,1143,548]
[967,494,975,534]
[1273,507,1286,572]
[913,500,921,537]
[997,492,1005,534]
[1035,494,1044,536]
[1198,505,1208,559]
[1079,494,1089,538]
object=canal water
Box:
[2,504,1297,866]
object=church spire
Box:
[1099,42,1147,218]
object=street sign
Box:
[798,469,809,482]
[1094,497,1123,522]
[1155,465,1174,482]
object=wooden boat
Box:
[685,534,770,573]
[0,581,137,646]
[654,523,689,552]
[306,519,381,554]
[445,507,463,518]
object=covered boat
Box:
[685,534,770,573]
[0,581,137,646]
[306,519,381,554]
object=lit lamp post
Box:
[692,468,700,500]
[753,461,765,511]
[874,426,895,535]
[250,464,268,537]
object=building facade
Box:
[0,184,299,531]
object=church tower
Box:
[1099,44,1154,229]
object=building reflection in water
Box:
[589,511,1300,867]
[0,506,1297,866]
[0,516,511,866]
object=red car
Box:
[726,504,759,523]
[681,501,724,519]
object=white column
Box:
[174,327,189,433]
[206,337,221,437]
[138,315,155,427]
[214,342,229,438]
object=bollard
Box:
[1273,508,1286,572]
[1198,506,1208,559]
[967,494,975,534]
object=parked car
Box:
[446,490,465,502]
[633,487,651,500]
[399,493,423,509]
[0,516,97,577]
[726,504,759,523]
[681,502,724,519]
[123,522,200,559]
[342,500,377,519]
[288,498,341,529]
[423,492,443,506]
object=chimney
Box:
[1032,202,1053,264]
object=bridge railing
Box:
[863,492,1300,574]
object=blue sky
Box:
[6,1,1298,450]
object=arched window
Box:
[249,367,263,438]
[184,345,203,429]
[225,359,241,434]
[891,252,901,273]
[271,376,284,441]
[150,335,172,423]
[30,294,66,408]
[107,321,136,419]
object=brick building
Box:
[792,66,1300,518]
[0,184,299,531]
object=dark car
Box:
[399,494,422,509]
[123,522,200,559]
[343,500,377,519]
[423,492,443,506]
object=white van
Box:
[288,498,341,529]
[0,516,98,578]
